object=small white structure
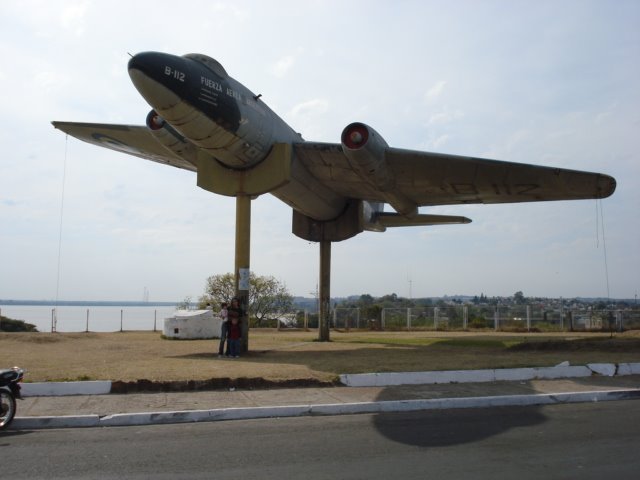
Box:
[163,310,221,339]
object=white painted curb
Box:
[12,414,100,429]
[618,363,640,375]
[11,388,640,430]
[339,362,640,387]
[21,381,112,397]
[17,362,640,397]
[99,405,314,427]
[587,363,617,376]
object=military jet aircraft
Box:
[53,51,616,342]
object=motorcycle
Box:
[0,367,24,430]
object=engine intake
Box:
[146,110,166,130]
[341,122,393,191]
[341,123,370,149]
[341,122,418,217]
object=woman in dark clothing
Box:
[226,298,243,358]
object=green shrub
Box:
[0,316,39,332]
[469,316,488,329]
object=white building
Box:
[163,310,222,339]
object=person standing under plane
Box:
[228,315,242,358]
[225,298,243,357]
[217,302,228,358]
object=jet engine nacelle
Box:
[341,122,418,217]
[145,109,198,166]
[341,122,395,191]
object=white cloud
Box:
[289,98,328,118]
[432,134,451,150]
[209,1,250,21]
[270,55,295,78]
[425,80,447,102]
[426,109,465,126]
[59,1,89,36]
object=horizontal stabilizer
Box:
[376,213,471,228]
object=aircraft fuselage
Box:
[128,51,348,222]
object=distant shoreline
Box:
[0,300,177,307]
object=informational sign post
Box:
[238,268,250,291]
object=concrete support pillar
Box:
[318,239,331,341]
[235,195,251,352]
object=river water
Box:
[0,305,179,333]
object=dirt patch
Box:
[509,338,640,352]
[110,377,340,394]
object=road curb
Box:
[21,381,112,397]
[12,414,101,429]
[18,363,640,397]
[11,388,640,430]
[339,362,640,387]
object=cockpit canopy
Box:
[183,53,228,78]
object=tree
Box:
[200,273,236,307]
[201,272,293,325]
[250,275,294,325]
[176,296,193,310]
[359,294,374,306]
[514,291,526,305]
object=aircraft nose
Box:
[128,51,187,84]
[128,52,189,109]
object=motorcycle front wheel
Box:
[0,390,17,430]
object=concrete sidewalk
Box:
[11,373,640,430]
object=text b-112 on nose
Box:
[164,66,185,82]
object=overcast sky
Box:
[1,0,638,302]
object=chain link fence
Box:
[324,305,640,332]
[6,303,638,333]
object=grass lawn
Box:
[1,329,639,384]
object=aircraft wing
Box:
[51,121,197,172]
[51,121,616,207]
[294,142,616,206]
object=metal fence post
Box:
[526,305,531,332]
[381,308,386,330]
[120,309,123,332]
[407,308,411,331]
[617,310,623,332]
[86,309,89,332]
[434,307,439,330]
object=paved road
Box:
[2,401,639,479]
